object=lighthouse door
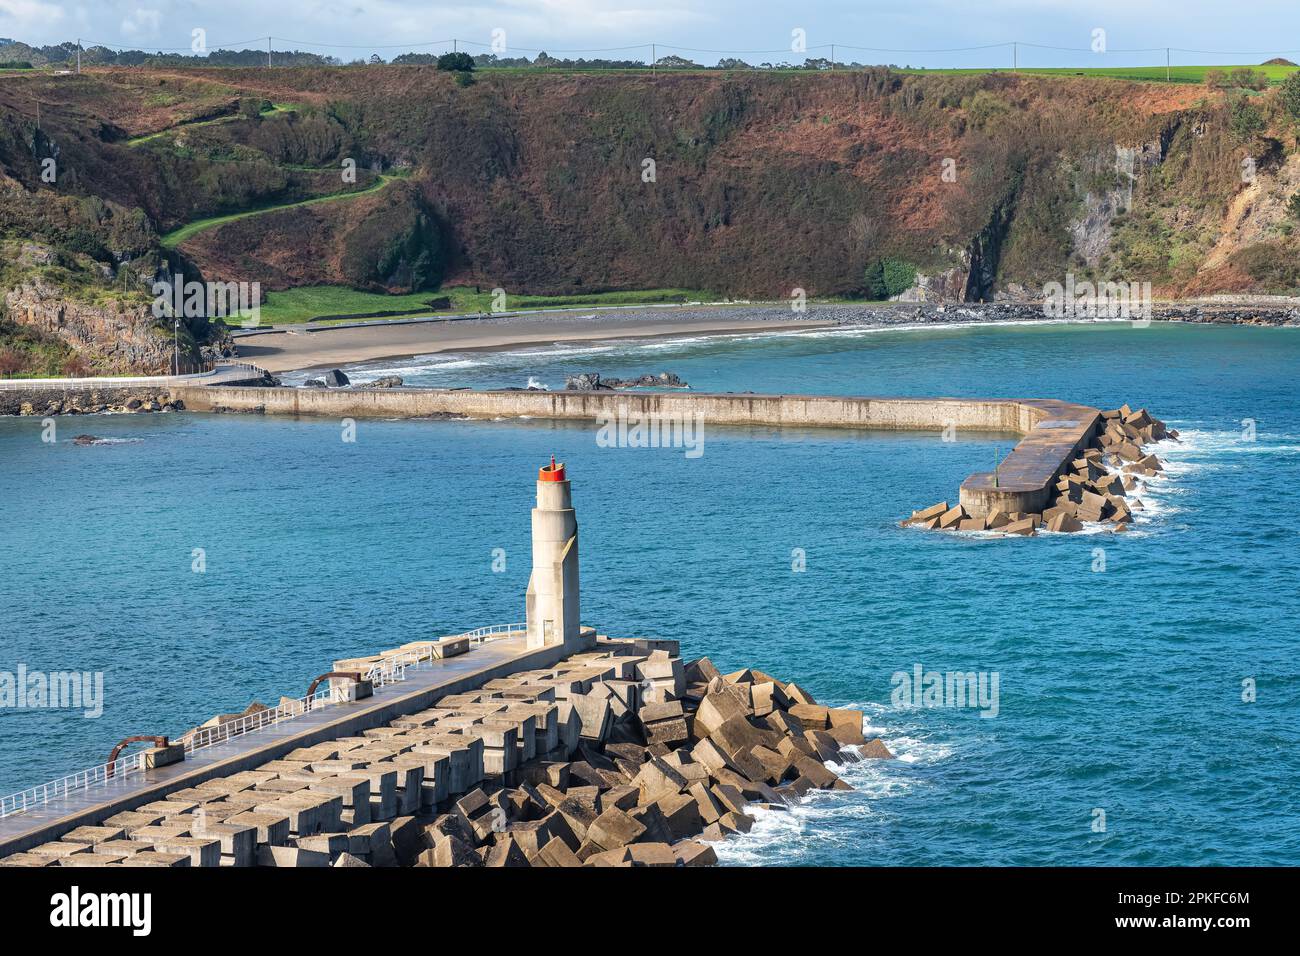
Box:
[543,619,555,642]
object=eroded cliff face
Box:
[3,276,230,373]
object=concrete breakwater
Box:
[908,404,1176,536]
[173,385,1105,518]
[0,635,883,868]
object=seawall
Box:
[170,386,1101,517]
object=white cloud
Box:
[119,6,162,40]
[0,0,67,36]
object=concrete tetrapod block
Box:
[307,776,371,826]
[1001,517,1037,537]
[225,811,290,847]
[535,835,583,868]
[191,822,256,867]
[827,708,867,746]
[906,501,949,524]
[257,845,330,868]
[695,691,750,738]
[119,851,191,867]
[788,703,830,729]
[585,807,647,851]
[627,843,677,867]
[631,756,689,802]
[673,840,718,867]
[937,505,966,530]
[1047,512,1085,533]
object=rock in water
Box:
[565,371,688,390]
[368,376,403,388]
[72,435,100,445]
[323,369,350,388]
[564,373,611,391]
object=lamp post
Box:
[173,316,180,375]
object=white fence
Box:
[0,623,524,820]
[0,361,267,391]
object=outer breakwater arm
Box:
[171,385,1101,517]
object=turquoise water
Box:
[2,320,1298,865]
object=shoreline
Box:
[233,312,838,374]
[230,301,1300,375]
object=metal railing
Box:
[0,360,268,391]
[459,623,526,645]
[0,752,146,819]
[180,683,336,755]
[0,622,525,820]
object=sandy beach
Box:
[231,308,836,373]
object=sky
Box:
[3,1,1300,68]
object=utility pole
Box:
[267,37,272,68]
[453,39,458,53]
[76,39,81,74]
[1166,47,1171,82]
[831,44,835,71]
[651,43,656,75]
[1012,42,1017,72]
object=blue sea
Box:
[2,319,1297,865]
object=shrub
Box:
[1288,191,1300,220]
[863,258,917,299]
[1229,97,1266,142]
[1229,68,1269,91]
[0,347,24,377]
[436,52,475,73]
[1281,72,1300,123]
[60,355,92,377]
[1230,241,1300,289]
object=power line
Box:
[26,34,1300,63]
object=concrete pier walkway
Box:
[0,634,572,857]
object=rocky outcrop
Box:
[891,263,970,304]
[565,372,688,391]
[2,277,232,374]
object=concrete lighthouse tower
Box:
[526,456,582,650]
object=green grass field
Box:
[160,171,398,250]
[256,285,719,325]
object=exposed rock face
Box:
[2,277,231,374]
[1068,141,1165,269]
[892,264,970,304]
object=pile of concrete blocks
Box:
[2,639,890,869]
[410,642,893,867]
[903,404,1174,537]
